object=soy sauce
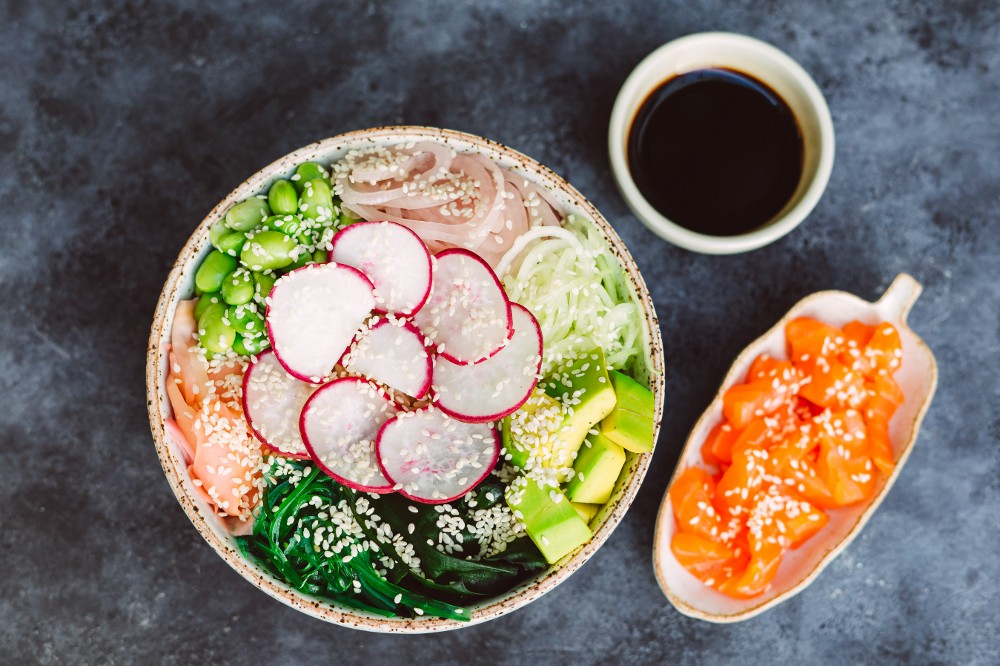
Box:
[627,68,803,236]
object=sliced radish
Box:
[433,303,542,423]
[265,263,375,383]
[330,221,433,316]
[241,349,315,459]
[412,249,512,365]
[376,406,499,503]
[300,377,397,492]
[342,318,432,399]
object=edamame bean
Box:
[225,198,270,231]
[240,230,297,271]
[195,250,239,293]
[340,206,361,227]
[313,249,329,263]
[291,162,331,193]
[210,221,248,256]
[194,292,222,320]
[254,271,277,301]
[287,249,312,271]
[229,304,265,338]
[233,334,270,357]
[198,302,236,354]
[221,268,255,305]
[268,179,299,216]
[299,178,334,220]
[261,214,303,237]
[294,225,319,247]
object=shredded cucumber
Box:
[498,215,651,379]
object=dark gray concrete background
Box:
[2,0,998,664]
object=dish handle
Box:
[876,273,923,324]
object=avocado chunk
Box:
[600,370,655,453]
[506,477,592,564]
[565,433,627,504]
[542,347,617,458]
[502,389,575,474]
[571,502,601,524]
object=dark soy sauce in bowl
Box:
[627,68,804,237]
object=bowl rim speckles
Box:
[145,126,665,633]
[652,273,937,622]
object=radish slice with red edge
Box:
[342,318,432,399]
[265,263,376,383]
[300,377,397,492]
[376,406,500,504]
[330,221,433,316]
[433,303,542,423]
[241,349,314,458]
[412,248,513,365]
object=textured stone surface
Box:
[1,0,998,663]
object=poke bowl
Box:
[146,126,665,632]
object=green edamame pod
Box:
[293,225,319,247]
[194,293,222,320]
[225,198,270,231]
[198,301,227,330]
[299,178,334,220]
[340,206,361,227]
[288,249,312,271]
[210,221,248,256]
[228,304,265,338]
[240,230,297,271]
[195,250,239,293]
[254,271,277,301]
[261,214,303,237]
[313,249,329,263]
[198,302,236,354]
[268,179,299,216]
[209,221,229,249]
[221,268,255,306]
[233,334,270,357]
[291,162,331,193]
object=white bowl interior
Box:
[148,128,665,632]
[608,32,835,254]
[655,275,936,620]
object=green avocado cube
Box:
[501,390,571,472]
[608,371,654,415]
[565,433,626,504]
[543,347,617,456]
[571,502,601,524]
[600,371,655,453]
[506,477,592,564]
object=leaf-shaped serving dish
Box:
[653,273,937,622]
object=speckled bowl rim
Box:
[146,126,665,633]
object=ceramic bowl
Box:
[653,273,937,622]
[146,126,665,633]
[608,32,835,254]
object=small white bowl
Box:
[653,274,938,622]
[608,32,835,254]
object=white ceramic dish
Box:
[653,273,937,622]
[608,32,835,255]
[146,127,665,633]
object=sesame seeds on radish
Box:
[242,349,315,458]
[299,377,398,492]
[330,221,433,316]
[433,304,543,423]
[342,318,432,399]
[412,249,513,365]
[265,263,376,383]
[375,406,500,504]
